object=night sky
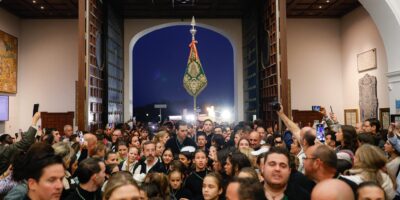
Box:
[132,25,234,115]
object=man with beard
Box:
[263,147,311,199]
[133,141,163,183]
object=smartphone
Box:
[316,124,325,142]
[330,105,333,113]
[33,104,39,116]
[79,131,84,144]
[312,106,321,112]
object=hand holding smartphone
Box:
[33,104,39,116]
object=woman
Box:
[342,144,395,199]
[52,142,76,198]
[153,130,170,144]
[120,146,139,173]
[237,138,250,149]
[103,171,141,200]
[384,140,400,183]
[202,172,223,200]
[335,125,357,154]
[224,151,251,179]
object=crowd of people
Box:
[0,106,400,200]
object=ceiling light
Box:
[40,5,44,9]
[326,0,330,2]
[319,5,322,9]
[33,0,36,3]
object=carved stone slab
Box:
[359,74,378,122]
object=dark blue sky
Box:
[132,25,234,114]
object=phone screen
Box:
[316,124,325,142]
[312,106,320,112]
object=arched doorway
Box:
[127,21,242,121]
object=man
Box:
[226,178,266,200]
[17,143,65,200]
[355,122,363,134]
[165,121,197,156]
[133,141,163,182]
[77,133,98,163]
[263,147,310,199]
[62,125,73,142]
[0,134,14,145]
[65,158,105,200]
[311,179,354,200]
[196,133,207,152]
[248,131,261,150]
[276,105,315,173]
[303,145,358,194]
[202,119,214,149]
[110,129,123,151]
[0,112,40,175]
[214,126,223,135]
[363,118,384,148]
[256,126,266,140]
[222,126,232,142]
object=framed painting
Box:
[344,109,359,127]
[358,48,377,72]
[0,30,18,93]
[379,108,390,130]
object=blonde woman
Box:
[342,144,395,199]
[103,171,140,200]
[153,130,170,144]
[52,142,76,198]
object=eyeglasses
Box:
[302,156,317,160]
[274,140,282,144]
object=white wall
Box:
[287,7,389,123]
[287,19,344,122]
[124,19,244,121]
[341,7,389,114]
[1,18,78,134]
[360,0,400,114]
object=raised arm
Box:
[276,105,301,141]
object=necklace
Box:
[76,187,97,200]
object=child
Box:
[161,148,174,174]
[202,172,223,200]
[169,170,192,200]
[184,149,208,200]
[117,141,128,163]
[120,146,139,173]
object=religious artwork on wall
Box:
[0,30,18,93]
[344,109,358,127]
[359,74,378,122]
[358,48,376,72]
[379,108,390,130]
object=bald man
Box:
[248,131,261,150]
[311,179,354,200]
[304,145,358,195]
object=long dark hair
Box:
[340,125,357,153]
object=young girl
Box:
[202,172,223,200]
[117,141,128,163]
[161,148,174,174]
[184,150,208,200]
[178,151,193,177]
[120,146,139,173]
[169,170,192,200]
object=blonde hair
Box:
[103,172,139,200]
[352,144,388,184]
[52,142,74,168]
[153,130,169,143]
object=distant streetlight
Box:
[146,113,149,117]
